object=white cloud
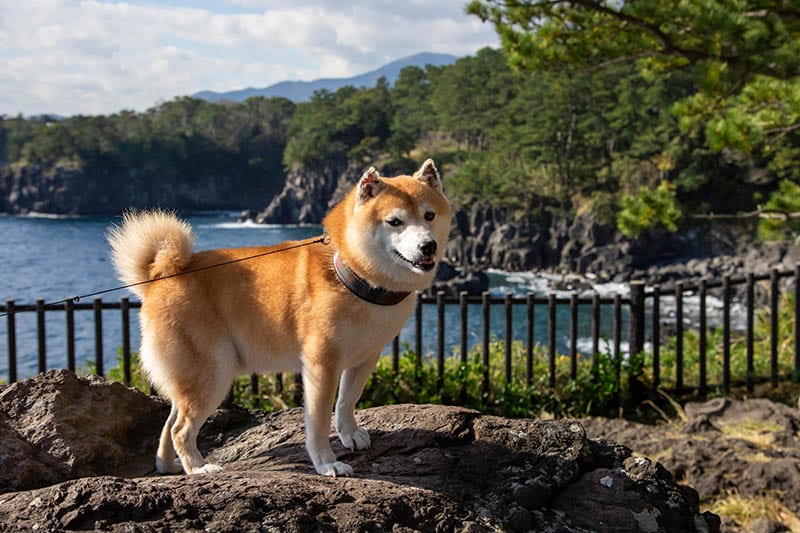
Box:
[0,0,498,116]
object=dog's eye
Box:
[424,211,435,222]
[386,217,403,227]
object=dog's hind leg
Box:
[335,353,380,452]
[302,357,352,477]
[155,403,182,474]
[170,393,225,474]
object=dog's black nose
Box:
[420,240,437,256]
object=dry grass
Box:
[706,491,800,532]
[741,451,774,464]
[718,419,784,447]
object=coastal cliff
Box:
[0,163,280,216]
[244,162,799,285]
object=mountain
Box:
[193,52,457,103]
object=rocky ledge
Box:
[583,397,800,532]
[0,370,718,532]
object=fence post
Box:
[675,282,684,393]
[94,297,104,377]
[36,299,46,374]
[746,273,755,393]
[698,279,707,400]
[628,281,647,402]
[65,300,75,372]
[6,300,16,383]
[629,281,646,357]
[504,293,513,384]
[436,291,445,395]
[770,269,779,388]
[723,275,731,393]
[459,291,468,405]
[121,297,131,386]
[415,293,423,393]
[795,264,800,380]
[652,285,660,391]
[481,291,490,402]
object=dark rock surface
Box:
[0,370,717,532]
[582,397,800,532]
[250,156,357,225]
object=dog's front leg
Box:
[335,353,380,451]
[302,359,353,477]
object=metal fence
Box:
[2,264,798,402]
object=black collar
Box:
[333,252,411,306]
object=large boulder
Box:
[0,370,718,532]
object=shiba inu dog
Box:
[108,159,450,477]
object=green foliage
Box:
[2,96,295,203]
[651,291,798,392]
[283,80,392,168]
[467,0,800,236]
[467,0,800,152]
[617,181,682,238]
[88,291,797,419]
[360,340,629,418]
[758,179,800,241]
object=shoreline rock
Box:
[0,370,719,532]
[246,162,798,287]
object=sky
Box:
[0,0,499,117]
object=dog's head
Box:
[325,159,451,292]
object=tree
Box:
[467,0,800,151]
[468,0,800,235]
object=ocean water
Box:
[0,213,726,381]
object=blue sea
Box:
[0,213,642,381]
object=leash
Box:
[0,234,330,318]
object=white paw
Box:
[189,463,223,475]
[339,427,371,451]
[156,457,183,475]
[317,461,354,477]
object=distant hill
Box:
[193,52,457,103]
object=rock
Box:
[428,262,489,296]
[0,369,169,492]
[237,209,257,222]
[582,397,800,532]
[750,517,791,533]
[0,370,717,532]
[255,156,355,225]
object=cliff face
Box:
[253,156,356,224]
[0,163,278,215]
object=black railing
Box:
[2,265,798,401]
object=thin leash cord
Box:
[0,234,331,318]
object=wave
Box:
[195,221,322,230]
[22,212,85,219]
[487,269,632,298]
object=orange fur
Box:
[108,160,451,476]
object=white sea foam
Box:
[24,212,84,219]
[196,221,321,230]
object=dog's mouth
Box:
[395,251,436,272]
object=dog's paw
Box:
[317,461,354,477]
[156,457,183,475]
[339,427,371,451]
[188,463,223,475]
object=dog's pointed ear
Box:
[414,159,442,191]
[356,166,385,204]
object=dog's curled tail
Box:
[107,209,195,298]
